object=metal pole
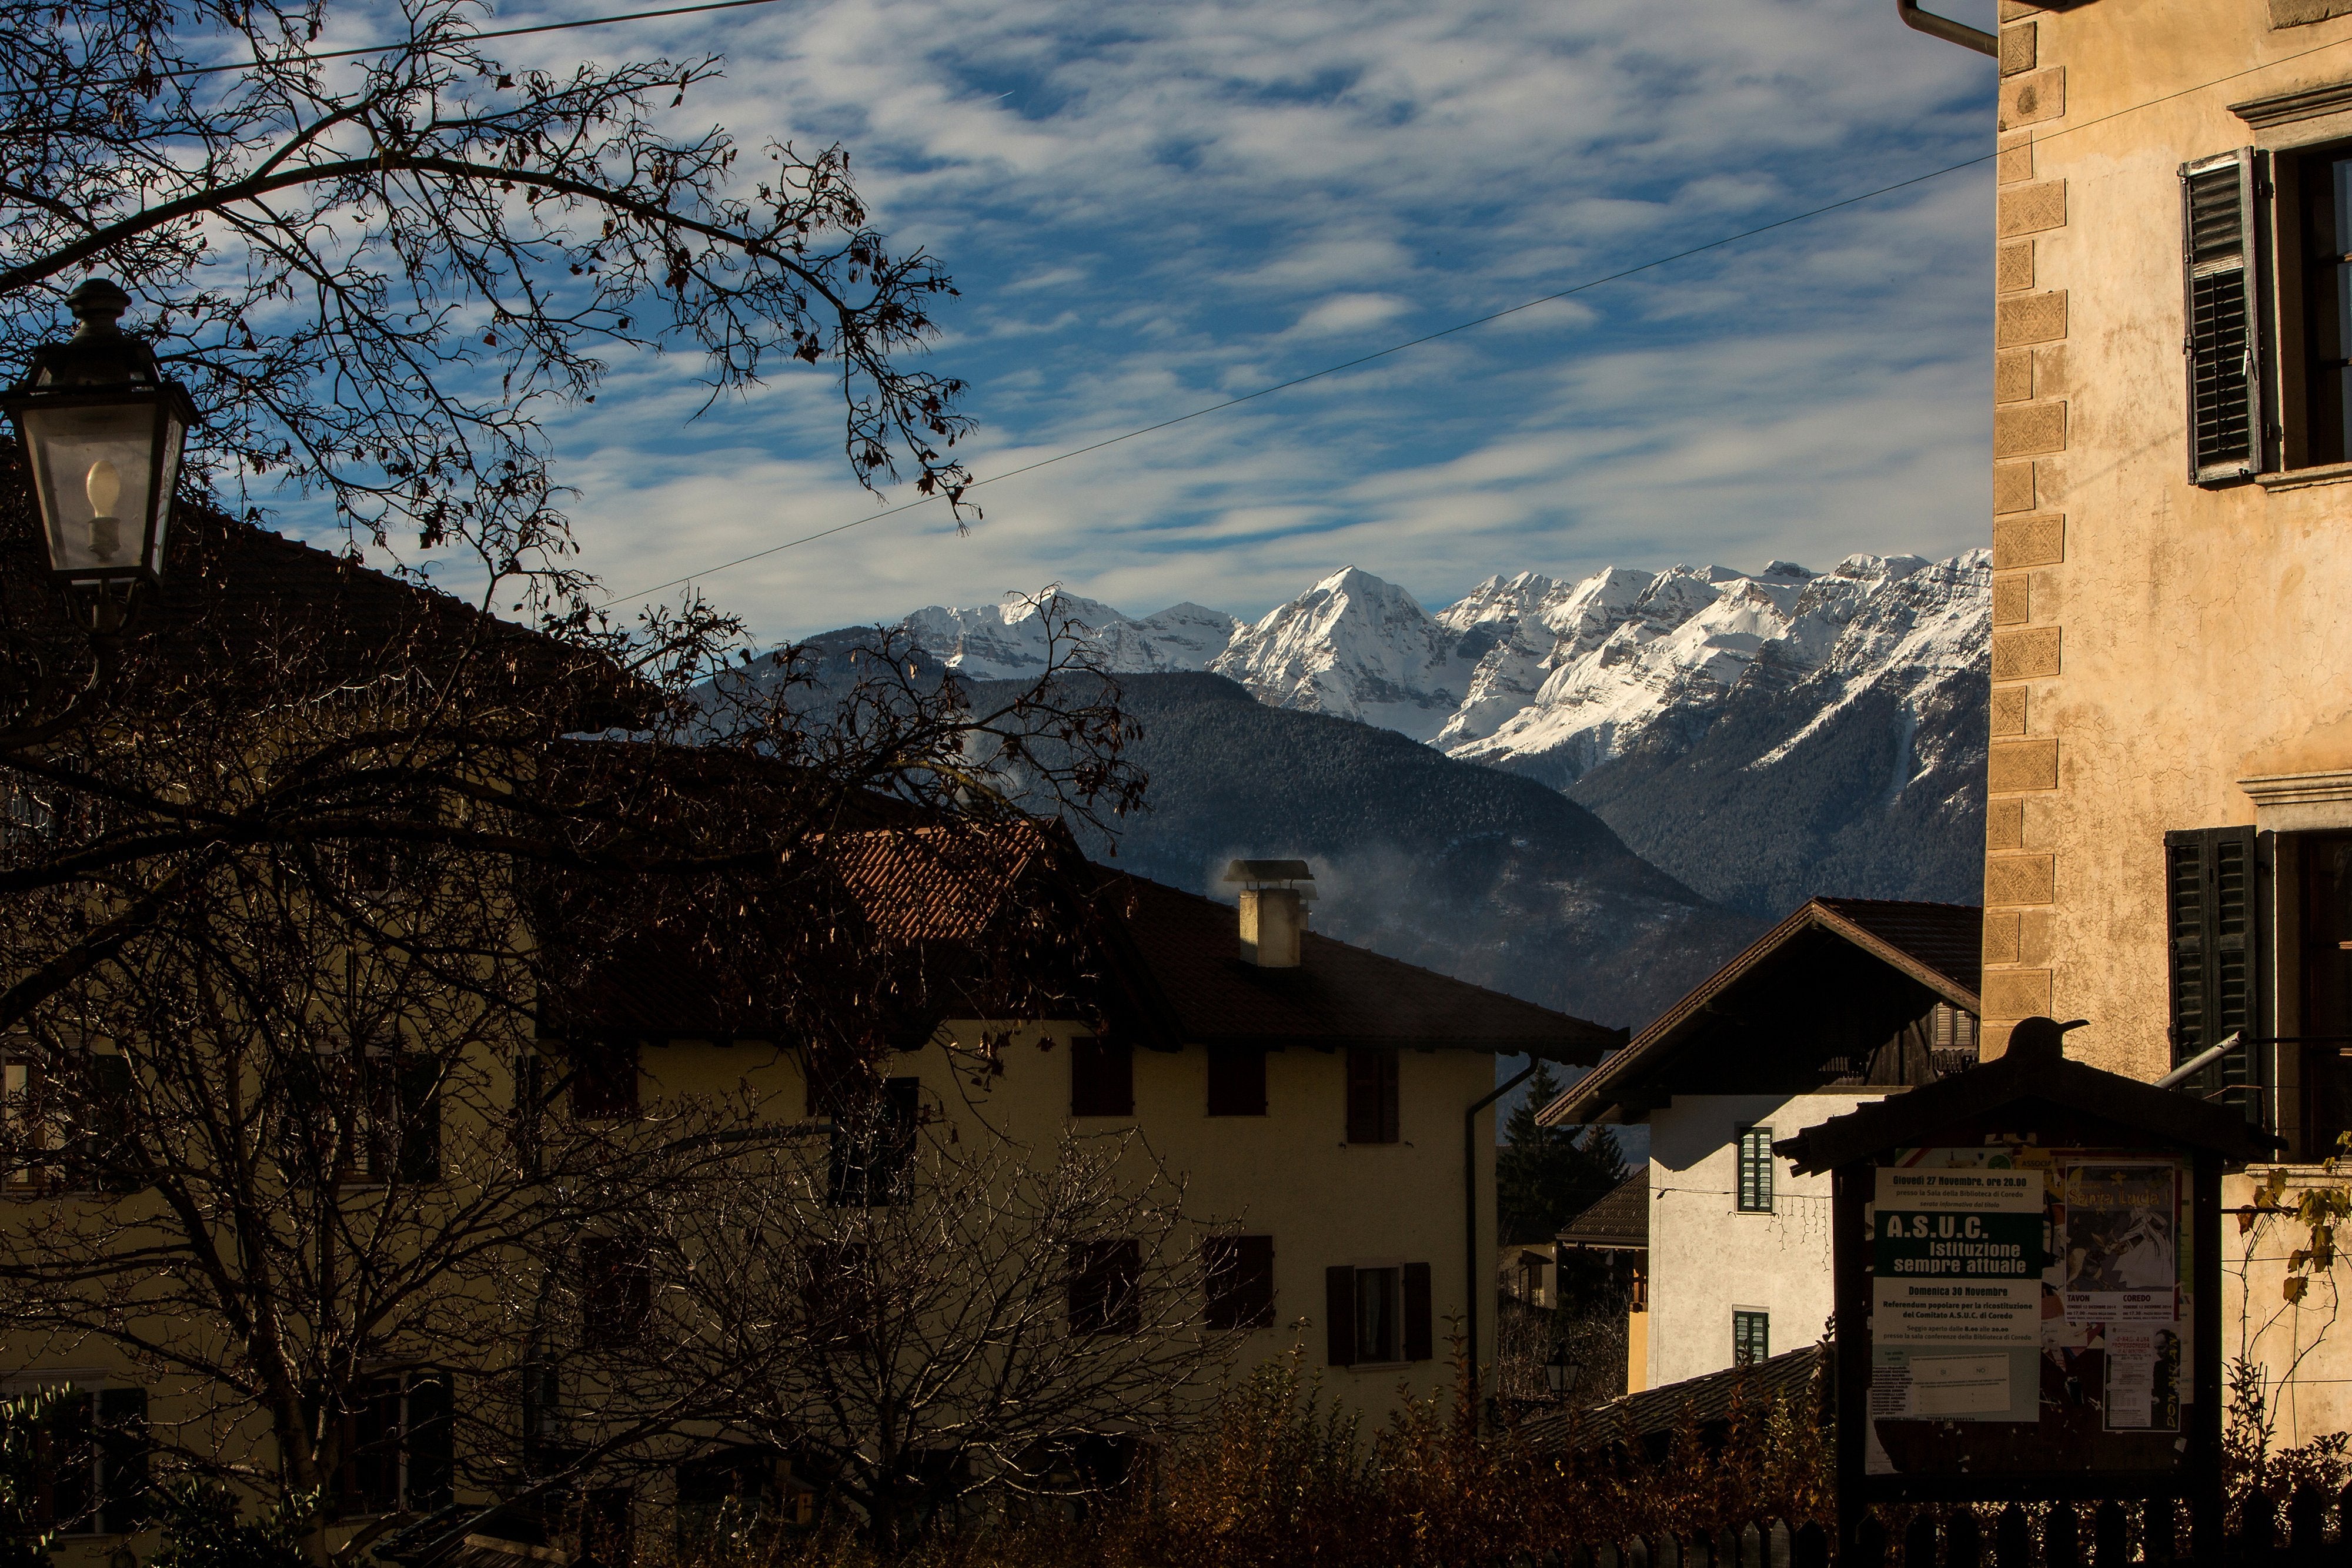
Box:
[2153,1032,2242,1090]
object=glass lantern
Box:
[3,279,196,600]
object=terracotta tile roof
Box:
[1555,1171,1649,1250]
[1536,898,1982,1128]
[827,826,1041,943]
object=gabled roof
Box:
[1776,1024,2280,1174]
[1556,1171,1648,1251]
[546,827,1625,1060]
[1536,898,1982,1127]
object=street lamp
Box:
[3,279,195,636]
[1546,1340,1578,1400]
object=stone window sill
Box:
[2256,460,2352,492]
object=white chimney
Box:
[1224,860,1315,968]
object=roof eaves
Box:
[1809,899,1982,1011]
[1535,900,1832,1126]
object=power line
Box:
[127,0,797,85]
[606,29,2352,607]
[606,155,1989,602]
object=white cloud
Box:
[319,0,2007,636]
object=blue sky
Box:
[483,0,2001,640]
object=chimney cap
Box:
[1224,858,1314,888]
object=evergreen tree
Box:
[1495,1061,1628,1246]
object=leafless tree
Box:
[614,1084,1243,1560]
[0,478,1146,1549]
[0,5,1162,1550]
[2,0,975,606]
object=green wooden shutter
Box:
[1324,1265,1356,1366]
[2165,825,2263,1118]
[2182,150,2269,483]
[1737,1126,1775,1212]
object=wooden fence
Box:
[1552,1487,2352,1567]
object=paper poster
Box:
[2063,1163,2179,1324]
[1873,1166,2044,1346]
[2101,1327,2182,1433]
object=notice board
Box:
[1859,1144,2192,1481]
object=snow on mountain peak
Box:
[896,550,1987,788]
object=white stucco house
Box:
[1536,898,1983,1392]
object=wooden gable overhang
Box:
[1536,899,1984,1128]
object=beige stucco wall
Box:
[1643,1091,1893,1388]
[6,1021,1496,1561]
[638,1024,1498,1413]
[1984,0,2352,1442]
[1982,0,2352,1075]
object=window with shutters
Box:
[1069,1239,1142,1336]
[8,1385,149,1536]
[283,1048,441,1188]
[828,1076,921,1206]
[569,1036,641,1119]
[326,1372,453,1517]
[580,1235,653,1348]
[2293,832,2352,1152]
[2166,827,2264,1121]
[2182,151,2267,483]
[1344,1048,1399,1144]
[1733,1310,1769,1367]
[1068,1035,1132,1118]
[2,1051,141,1196]
[1736,1125,1775,1213]
[1203,1234,1275,1329]
[1207,1048,1267,1116]
[1322,1262,1432,1366]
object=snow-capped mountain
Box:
[897,551,1990,917]
[898,594,1238,680]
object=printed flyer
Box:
[2063,1163,2179,1325]
[1872,1166,2044,1347]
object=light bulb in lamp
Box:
[84,457,122,560]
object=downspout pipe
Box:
[1897,0,1997,56]
[1465,1059,1539,1393]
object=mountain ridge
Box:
[897,551,1990,918]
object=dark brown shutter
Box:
[2166,825,2262,1118]
[1207,1048,1267,1116]
[1324,1265,1356,1366]
[1071,1037,1132,1116]
[1236,1234,1275,1327]
[402,1373,453,1511]
[2182,150,2269,483]
[1071,1240,1141,1335]
[1205,1234,1275,1329]
[1346,1049,1397,1143]
[1402,1262,1434,1363]
[95,1387,149,1534]
[397,1057,441,1183]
